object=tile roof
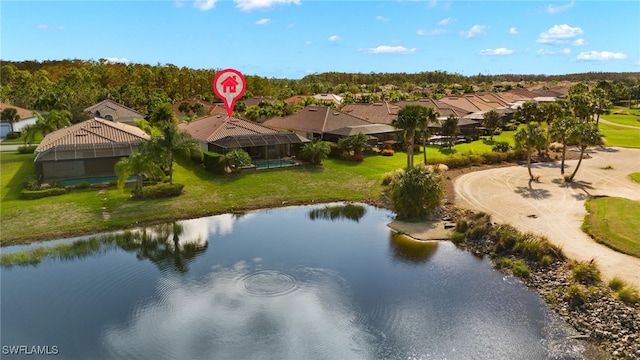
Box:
[243,96,278,107]
[437,97,482,113]
[178,115,278,143]
[263,106,372,133]
[35,118,150,153]
[341,103,398,125]
[84,100,144,123]
[0,102,36,120]
[312,93,343,104]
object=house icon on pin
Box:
[221,75,239,93]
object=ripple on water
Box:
[242,270,297,297]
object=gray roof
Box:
[212,132,310,150]
[325,124,398,136]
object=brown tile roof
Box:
[263,106,372,134]
[437,97,482,113]
[341,103,398,125]
[284,95,307,104]
[84,100,144,123]
[35,118,150,153]
[243,96,278,107]
[396,99,470,118]
[0,102,36,119]
[178,115,278,143]
[532,89,565,98]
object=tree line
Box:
[1,59,639,123]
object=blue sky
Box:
[1,0,639,79]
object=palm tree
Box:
[539,102,563,155]
[549,116,579,175]
[20,111,72,144]
[219,149,252,174]
[299,140,332,165]
[419,106,440,164]
[158,125,203,184]
[589,87,611,126]
[1,107,20,132]
[441,115,459,149]
[482,110,500,141]
[115,151,165,192]
[514,122,547,181]
[393,105,425,168]
[565,122,601,182]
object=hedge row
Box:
[440,149,527,169]
[18,145,38,154]
[20,188,68,200]
[201,152,226,175]
[133,183,184,199]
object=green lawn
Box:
[631,172,640,184]
[601,107,640,128]
[599,122,640,148]
[0,134,520,245]
[0,132,42,145]
[583,197,640,258]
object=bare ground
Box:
[453,147,640,289]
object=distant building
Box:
[84,100,144,124]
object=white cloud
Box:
[105,57,130,64]
[366,45,417,54]
[37,24,63,31]
[376,16,389,22]
[479,48,514,56]
[572,38,588,46]
[305,41,312,45]
[175,1,185,8]
[536,24,583,44]
[460,25,487,38]
[328,35,341,41]
[234,0,300,11]
[509,27,518,35]
[37,24,48,29]
[193,0,217,10]
[417,29,447,36]
[427,0,438,8]
[438,17,452,25]
[255,18,270,25]
[536,48,571,55]
[547,0,575,14]
[577,51,628,61]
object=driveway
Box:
[455,147,640,288]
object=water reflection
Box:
[389,232,438,264]
[102,261,376,360]
[307,204,367,222]
[1,222,207,274]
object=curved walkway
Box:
[599,118,640,129]
[454,147,640,288]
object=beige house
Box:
[34,118,149,184]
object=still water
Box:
[1,204,596,359]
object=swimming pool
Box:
[61,175,136,186]
[254,159,296,169]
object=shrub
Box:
[202,152,226,175]
[455,219,469,233]
[608,277,626,291]
[17,145,37,154]
[24,179,40,191]
[72,182,92,190]
[133,183,184,199]
[20,188,68,200]
[571,261,601,285]
[381,149,395,156]
[565,284,588,307]
[450,231,466,245]
[482,151,507,164]
[540,255,554,267]
[6,131,20,139]
[389,166,442,220]
[617,286,639,305]
[510,259,531,278]
[491,224,520,253]
[467,223,489,241]
[492,141,511,153]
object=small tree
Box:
[441,115,459,148]
[482,110,500,141]
[389,166,443,220]
[299,140,332,166]
[1,107,20,132]
[514,122,546,181]
[219,149,252,174]
[565,122,601,182]
[337,133,369,161]
[115,151,165,192]
[549,116,579,175]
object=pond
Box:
[1,203,599,359]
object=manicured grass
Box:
[601,107,640,128]
[0,132,42,145]
[599,122,640,148]
[631,172,640,184]
[582,197,640,258]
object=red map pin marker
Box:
[213,69,247,117]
